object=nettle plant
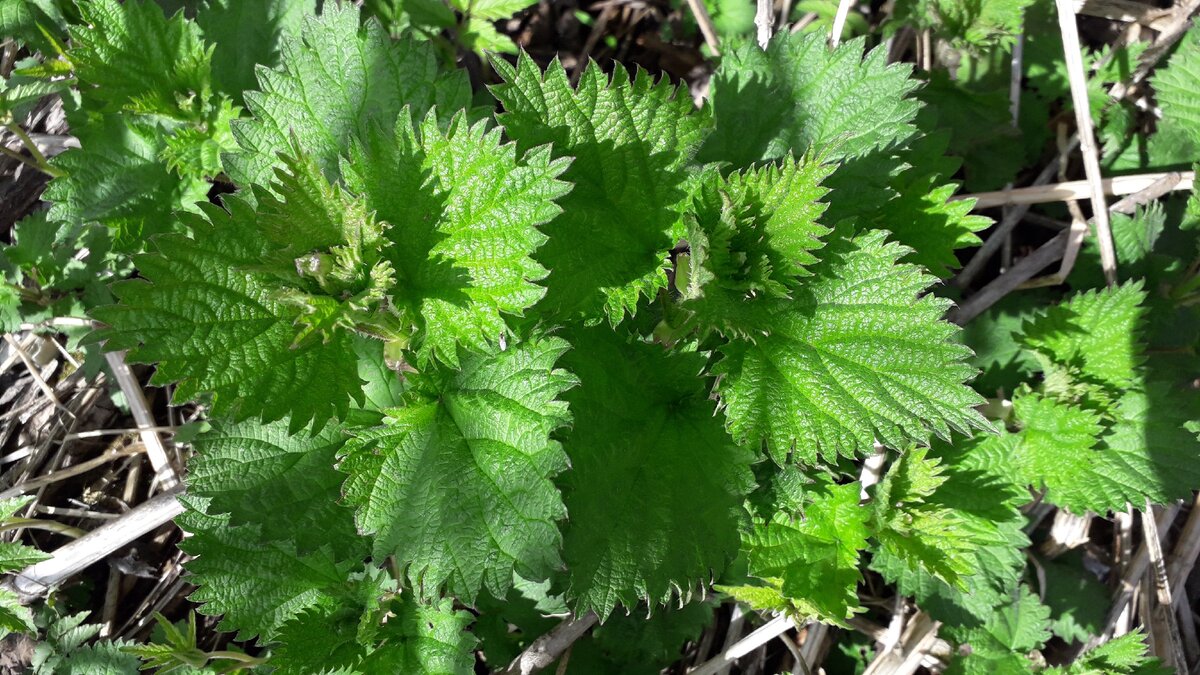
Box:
[8,0,1193,671]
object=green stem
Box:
[4,121,63,177]
[0,518,86,538]
[0,144,52,176]
[207,651,267,666]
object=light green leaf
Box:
[1018,281,1147,402]
[45,115,210,247]
[90,197,364,432]
[742,481,869,625]
[944,585,1051,675]
[872,173,991,278]
[195,0,315,106]
[873,436,1031,625]
[67,0,213,119]
[892,0,1035,48]
[872,448,979,588]
[699,31,921,168]
[340,338,576,603]
[226,3,471,191]
[0,589,36,636]
[714,227,989,464]
[557,327,755,618]
[270,583,477,674]
[679,159,832,337]
[1153,27,1200,146]
[344,109,571,366]
[491,56,710,321]
[1047,630,1170,674]
[178,500,357,642]
[469,0,536,21]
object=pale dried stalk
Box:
[1030,172,1185,287]
[957,171,1194,209]
[1057,0,1117,284]
[1072,0,1173,29]
[829,0,854,47]
[1041,509,1092,557]
[0,445,145,500]
[1108,0,1200,101]
[1140,501,1187,669]
[713,603,747,675]
[859,444,887,501]
[755,0,774,48]
[953,150,1070,289]
[950,171,1191,322]
[1088,503,1182,650]
[863,612,942,675]
[847,616,949,668]
[1167,493,1200,604]
[7,488,184,604]
[103,351,179,490]
[798,622,828,673]
[949,231,1070,325]
[691,614,794,675]
[685,0,721,55]
[502,611,599,675]
[2,333,71,418]
[1020,125,1090,289]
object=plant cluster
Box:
[0,0,1197,673]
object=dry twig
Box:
[502,611,600,675]
[1056,0,1118,285]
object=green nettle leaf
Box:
[1,70,71,121]
[339,338,576,603]
[45,114,211,245]
[1010,384,1200,515]
[271,582,477,674]
[557,327,755,619]
[491,56,710,321]
[871,173,991,278]
[872,437,1031,625]
[714,228,989,464]
[871,448,979,588]
[0,0,65,51]
[944,585,1051,675]
[1153,27,1200,147]
[225,3,471,191]
[186,418,364,558]
[0,591,37,637]
[194,0,316,106]
[679,159,832,336]
[892,0,1035,48]
[1089,382,1200,509]
[1010,390,1104,512]
[739,481,869,625]
[1018,281,1147,403]
[68,0,213,120]
[1045,630,1169,675]
[469,0,538,21]
[90,196,364,432]
[344,109,571,365]
[999,282,1200,513]
[178,499,359,642]
[1075,203,1170,289]
[699,31,921,169]
[41,0,1200,667]
[0,498,50,637]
